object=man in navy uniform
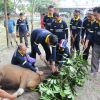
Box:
[11,43,43,75]
[50,13,68,43]
[81,9,95,60]
[43,5,54,31]
[70,10,82,55]
[30,28,58,73]
[85,7,100,74]
[16,13,29,47]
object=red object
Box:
[40,14,45,28]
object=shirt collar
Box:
[45,34,50,43]
[47,13,53,17]
[96,21,100,26]
[18,50,24,56]
[55,18,62,23]
[73,17,80,21]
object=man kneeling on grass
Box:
[11,43,43,75]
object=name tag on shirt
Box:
[55,29,63,32]
[97,31,100,35]
[47,23,51,25]
[72,26,77,29]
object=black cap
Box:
[48,5,54,9]
[74,10,80,13]
[19,13,24,16]
[53,12,60,17]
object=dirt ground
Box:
[0,46,100,100]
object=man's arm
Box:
[84,23,94,49]
[13,20,15,26]
[81,21,86,39]
[26,19,29,31]
[43,15,47,28]
[63,21,68,39]
[16,54,37,72]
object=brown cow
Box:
[0,64,45,99]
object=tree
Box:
[0,0,14,13]
[4,0,9,47]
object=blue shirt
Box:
[4,19,15,33]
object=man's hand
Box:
[16,32,19,37]
[40,54,45,61]
[36,71,44,76]
[51,65,58,73]
[84,40,89,50]
[81,39,85,45]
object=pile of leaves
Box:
[38,55,88,100]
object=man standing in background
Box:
[43,5,55,31]
[81,10,95,60]
[4,13,18,47]
[85,7,100,75]
[16,13,29,48]
[70,10,82,55]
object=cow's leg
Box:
[13,77,27,97]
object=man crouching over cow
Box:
[11,43,43,75]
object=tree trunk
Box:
[4,0,9,47]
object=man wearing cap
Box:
[30,28,58,73]
[81,9,95,60]
[16,13,29,47]
[50,13,68,43]
[70,10,82,55]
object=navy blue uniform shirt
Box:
[50,19,68,42]
[11,49,36,72]
[31,28,57,61]
[81,19,94,39]
[70,18,82,40]
[16,19,29,33]
[43,15,54,31]
[87,21,100,46]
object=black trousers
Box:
[19,32,28,47]
[30,42,51,61]
[83,41,93,60]
[71,37,80,55]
